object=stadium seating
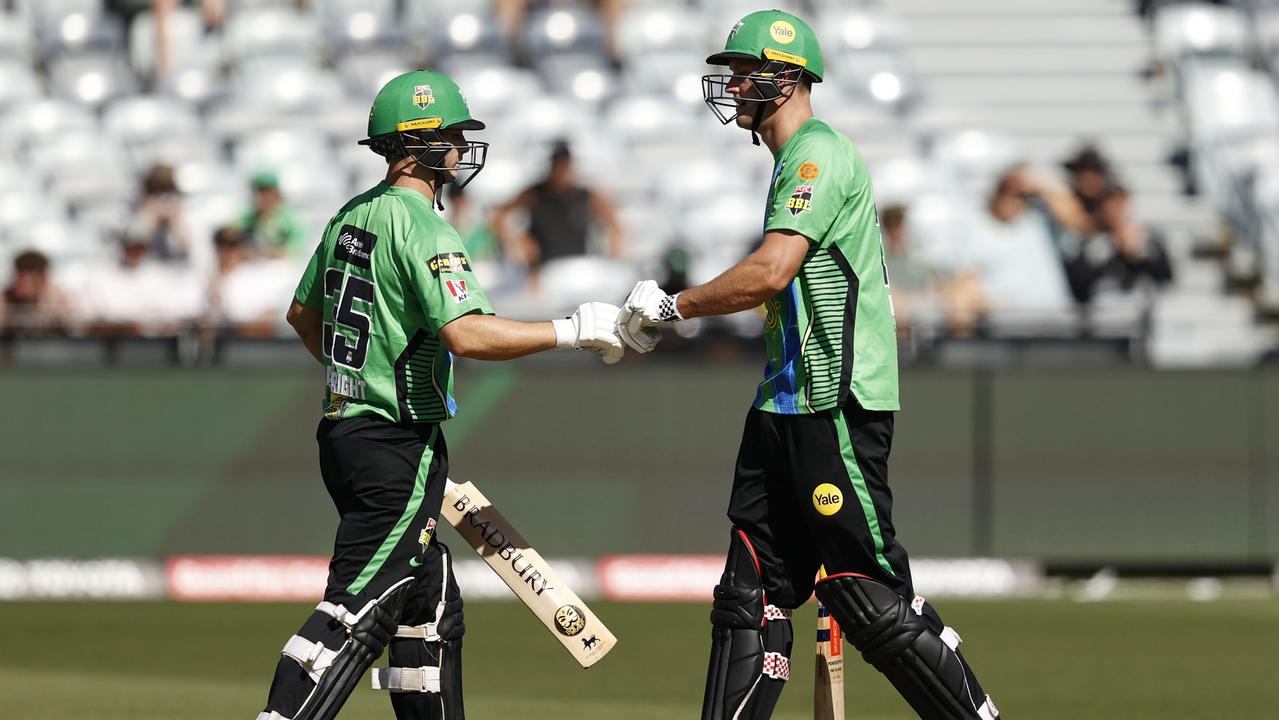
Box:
[0,0,1274,364]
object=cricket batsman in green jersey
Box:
[617,12,1002,720]
[255,70,627,720]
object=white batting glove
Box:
[552,301,625,364]
[618,280,681,353]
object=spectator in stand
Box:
[1068,186,1174,302]
[0,250,72,337]
[78,225,204,336]
[445,183,502,287]
[491,140,625,287]
[1063,146,1119,235]
[881,205,939,331]
[236,170,307,258]
[126,163,194,263]
[204,225,282,337]
[882,205,985,336]
[961,166,1084,316]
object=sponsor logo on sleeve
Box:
[428,251,472,278]
[334,224,378,269]
[786,184,813,215]
[413,84,434,110]
[812,483,843,516]
[445,278,470,303]
[798,161,820,181]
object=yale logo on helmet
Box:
[397,117,443,131]
[413,84,434,110]
[770,20,796,44]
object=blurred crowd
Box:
[884,146,1173,337]
[0,0,1189,354]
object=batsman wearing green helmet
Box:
[617,11,1002,720]
[255,70,628,720]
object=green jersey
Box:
[294,183,493,424]
[238,204,308,255]
[755,118,899,414]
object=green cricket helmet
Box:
[703,10,823,131]
[359,69,489,189]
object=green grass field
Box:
[4,599,1277,719]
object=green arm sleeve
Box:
[403,226,495,333]
[764,134,849,246]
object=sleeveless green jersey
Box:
[755,118,899,414]
[294,182,493,424]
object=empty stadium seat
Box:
[1153,3,1250,63]
[104,95,201,148]
[46,52,137,107]
[0,60,41,108]
[0,11,32,61]
[223,7,322,64]
[523,6,606,59]
[229,58,344,111]
[321,3,404,56]
[37,6,124,58]
[616,3,705,60]
[128,6,210,77]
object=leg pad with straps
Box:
[701,529,793,720]
[376,541,465,720]
[816,574,1000,720]
[265,577,415,720]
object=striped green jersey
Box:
[294,182,493,424]
[755,118,899,414]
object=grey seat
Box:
[223,7,322,64]
[128,7,212,78]
[0,61,41,110]
[38,6,124,59]
[522,5,606,59]
[46,52,137,107]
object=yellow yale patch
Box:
[812,483,844,516]
[762,48,808,66]
[770,20,797,44]
[397,117,443,131]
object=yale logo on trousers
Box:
[812,483,843,516]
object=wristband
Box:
[551,318,576,350]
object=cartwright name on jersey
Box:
[327,366,367,400]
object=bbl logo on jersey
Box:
[786,184,813,216]
[445,278,470,303]
[413,84,434,110]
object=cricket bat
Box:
[440,478,617,668]
[814,586,845,719]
